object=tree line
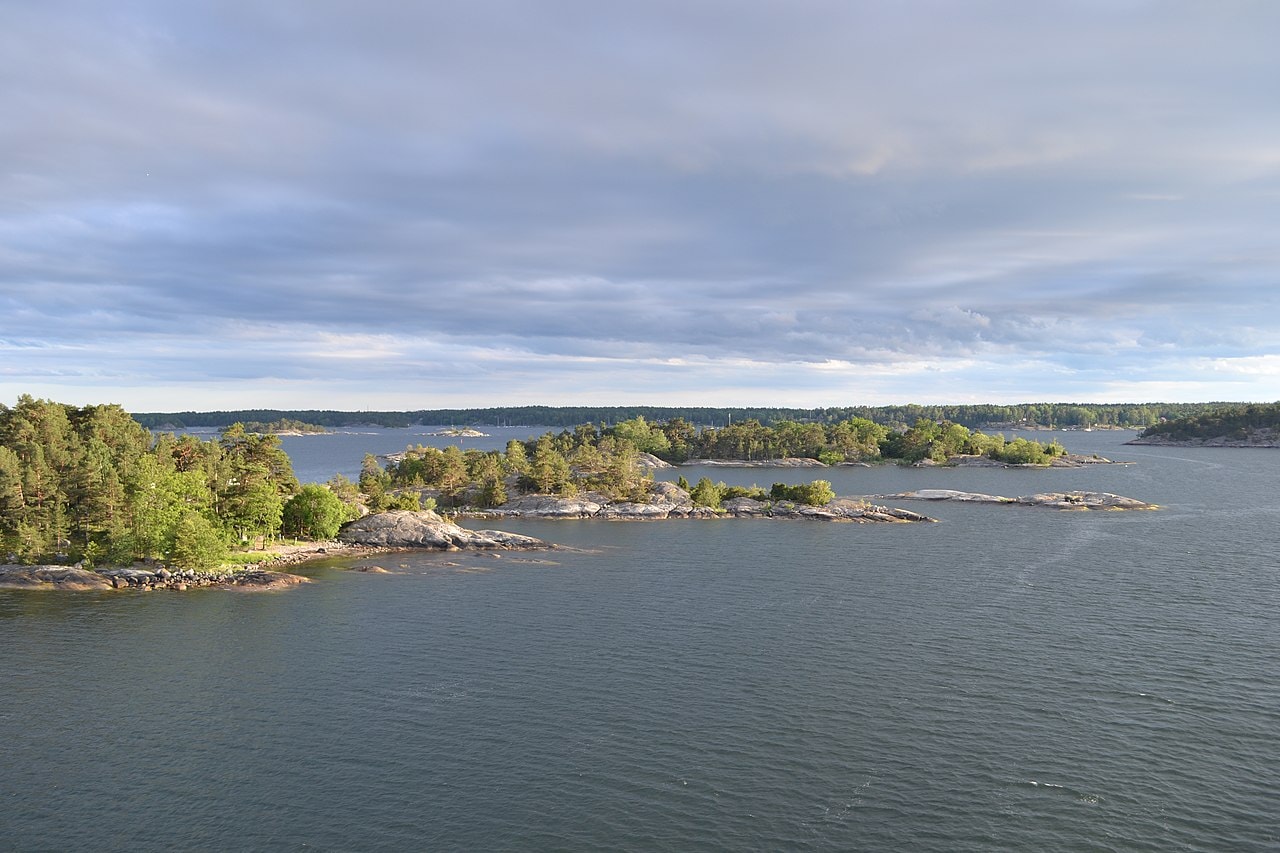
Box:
[1137,403,1280,441]
[361,415,1070,510]
[131,402,1242,431]
[0,396,359,570]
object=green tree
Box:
[325,474,363,519]
[283,484,349,540]
[504,440,529,475]
[168,511,227,571]
[529,435,574,495]
[467,452,509,508]
[359,454,391,511]
[611,416,671,456]
[689,477,724,509]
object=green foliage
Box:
[1137,403,1280,441]
[528,435,575,496]
[986,436,1066,465]
[689,477,724,509]
[168,512,228,571]
[769,480,836,506]
[0,396,298,566]
[610,416,671,456]
[359,453,391,512]
[283,484,349,540]
[504,440,529,475]
[241,418,327,434]
[390,492,424,511]
[721,484,768,501]
[131,402,1238,433]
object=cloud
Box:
[3,1,1280,407]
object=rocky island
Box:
[875,489,1159,510]
[465,484,935,523]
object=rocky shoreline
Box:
[338,509,552,549]
[0,563,313,592]
[1126,430,1280,448]
[875,489,1159,510]
[681,457,829,468]
[1,484,1159,592]
[456,485,934,523]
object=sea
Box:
[3,429,1278,852]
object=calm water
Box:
[4,431,1278,851]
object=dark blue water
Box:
[4,432,1278,851]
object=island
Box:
[1127,403,1280,447]
[242,418,329,435]
[874,489,1159,511]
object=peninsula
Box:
[1127,403,1280,447]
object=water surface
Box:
[4,431,1277,851]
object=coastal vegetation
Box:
[365,416,1069,509]
[0,395,359,569]
[242,418,328,435]
[132,402,1239,432]
[1132,402,1280,444]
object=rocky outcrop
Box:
[635,452,674,469]
[0,564,311,592]
[493,494,605,518]
[878,490,1158,510]
[338,509,550,550]
[1052,453,1127,467]
[1014,491,1158,510]
[683,457,828,468]
[0,565,115,591]
[469,491,934,523]
[939,454,1126,468]
[877,489,1014,503]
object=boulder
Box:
[635,452,674,469]
[650,481,692,503]
[723,497,769,516]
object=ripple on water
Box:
[4,437,1280,851]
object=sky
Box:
[4,1,1280,411]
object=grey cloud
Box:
[4,1,1280,405]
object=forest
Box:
[0,396,357,569]
[1135,402,1280,441]
[131,402,1238,431]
